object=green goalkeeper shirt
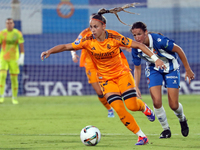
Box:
[0,28,24,61]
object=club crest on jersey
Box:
[91,47,96,50]
[107,44,111,49]
[153,49,158,54]
[121,37,129,45]
[13,35,17,40]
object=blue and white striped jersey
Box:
[131,33,179,73]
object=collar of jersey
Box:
[92,30,109,39]
[148,34,153,50]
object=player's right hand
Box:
[185,69,195,84]
[41,51,50,61]
[155,59,166,70]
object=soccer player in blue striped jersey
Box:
[130,22,195,138]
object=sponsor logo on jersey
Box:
[90,51,114,59]
[166,76,178,79]
[6,40,17,45]
[173,80,177,84]
[165,40,169,48]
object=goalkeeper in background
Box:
[0,18,25,104]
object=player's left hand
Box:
[17,53,25,66]
[185,69,195,84]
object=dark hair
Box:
[91,13,97,16]
[130,21,164,35]
[91,14,107,25]
[95,3,139,26]
[130,21,147,32]
[6,18,13,21]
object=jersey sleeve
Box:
[131,48,141,66]
[119,36,133,48]
[71,36,86,50]
[18,31,24,44]
[72,29,91,50]
[159,35,174,51]
[114,32,133,48]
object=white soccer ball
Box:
[80,125,101,146]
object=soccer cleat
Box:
[160,129,171,138]
[108,108,114,118]
[180,117,189,137]
[0,98,4,104]
[12,99,19,105]
[135,136,149,145]
[143,103,155,122]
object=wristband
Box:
[71,51,76,56]
[151,54,158,62]
[20,53,25,58]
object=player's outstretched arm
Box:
[131,40,166,70]
[41,43,74,61]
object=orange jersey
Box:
[72,29,132,81]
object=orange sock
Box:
[124,97,145,111]
[110,100,140,134]
[98,96,112,110]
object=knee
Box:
[153,99,162,109]
[125,97,139,111]
[122,90,138,111]
[169,103,179,111]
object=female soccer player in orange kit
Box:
[71,27,115,118]
[71,25,131,118]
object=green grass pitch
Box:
[0,95,199,150]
